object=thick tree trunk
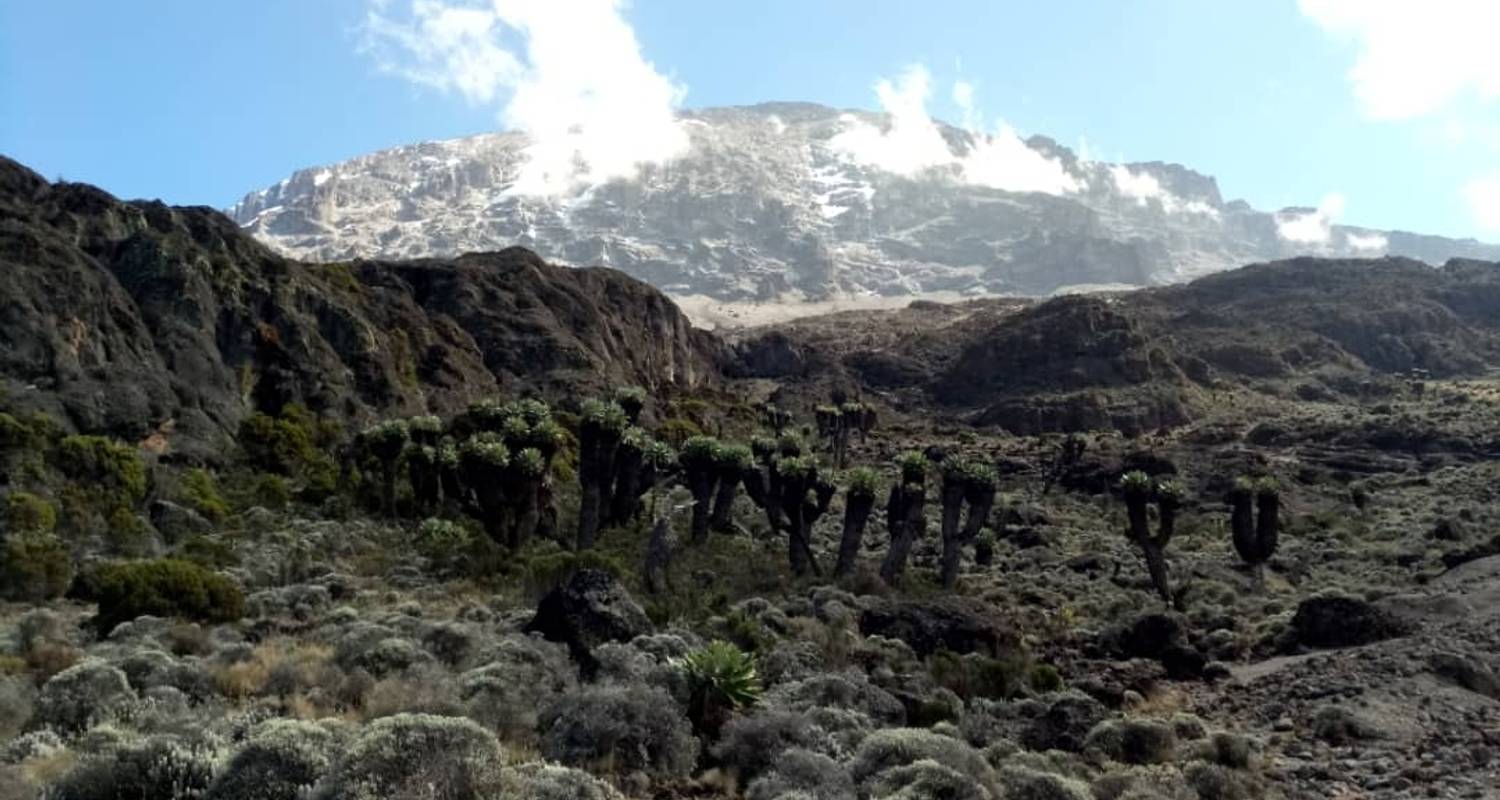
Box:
[577,480,603,551]
[1141,540,1172,604]
[880,484,926,585]
[941,483,995,589]
[1124,493,1171,604]
[575,432,620,551]
[380,461,398,517]
[607,447,644,526]
[709,470,741,532]
[439,466,464,512]
[1230,490,1255,565]
[937,479,966,588]
[513,477,540,549]
[785,488,809,576]
[1255,492,1279,562]
[834,493,875,577]
[688,470,718,544]
[643,515,672,594]
[536,480,558,543]
[475,486,507,545]
[744,466,784,538]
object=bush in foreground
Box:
[34,659,136,733]
[207,719,342,800]
[48,735,219,800]
[73,559,244,634]
[539,685,699,780]
[313,713,504,800]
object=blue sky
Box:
[3,1,1498,239]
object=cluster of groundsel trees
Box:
[1119,471,1282,606]
[353,387,1281,599]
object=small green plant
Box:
[0,412,35,452]
[413,517,474,575]
[679,640,762,738]
[928,649,1029,701]
[56,435,147,505]
[974,528,996,567]
[3,491,58,534]
[1029,663,1064,693]
[656,417,704,447]
[105,505,153,556]
[0,531,72,601]
[75,558,245,634]
[251,473,292,510]
[238,406,323,474]
[513,541,628,597]
[613,385,649,423]
[179,468,230,521]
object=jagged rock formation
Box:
[0,157,722,459]
[230,103,1500,301]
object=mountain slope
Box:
[0,157,721,459]
[231,102,1500,301]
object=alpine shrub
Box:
[75,559,245,634]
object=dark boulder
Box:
[1100,612,1206,680]
[1289,594,1413,649]
[525,569,651,670]
[858,598,1021,659]
[729,331,813,378]
[1020,693,1109,753]
[1428,652,1500,700]
[148,500,212,543]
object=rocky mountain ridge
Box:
[0,156,720,460]
[230,102,1500,301]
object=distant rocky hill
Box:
[0,157,721,460]
[733,255,1500,435]
[230,102,1500,301]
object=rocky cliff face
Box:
[0,157,721,459]
[230,103,1500,301]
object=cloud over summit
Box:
[362,0,687,196]
[829,65,1080,196]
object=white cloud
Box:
[962,128,1081,195]
[1344,231,1389,252]
[1276,192,1347,244]
[1108,165,1218,218]
[1465,175,1500,233]
[830,65,1079,196]
[362,0,688,196]
[1110,165,1166,205]
[829,66,955,176]
[952,79,980,131]
[1298,0,1500,120]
